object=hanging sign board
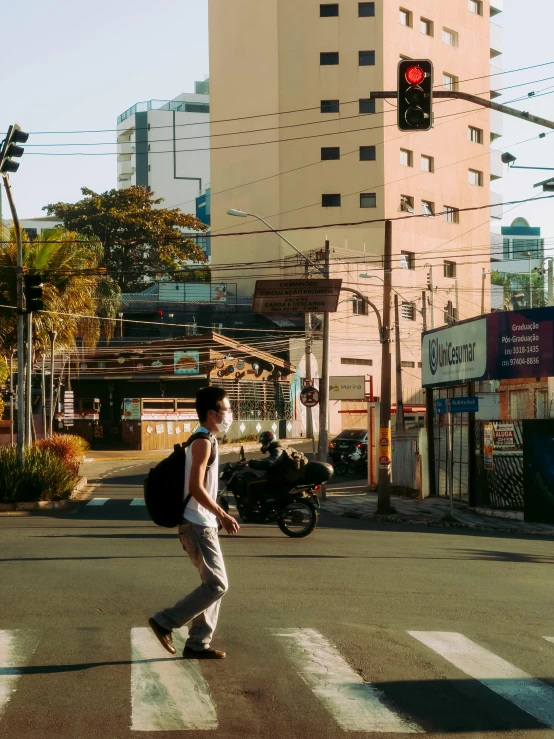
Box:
[329,376,365,400]
[252,279,342,314]
[378,425,391,469]
[493,423,515,448]
[484,423,494,471]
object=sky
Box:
[1,0,554,251]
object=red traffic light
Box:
[405,65,425,86]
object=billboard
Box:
[422,318,487,386]
[173,350,200,375]
[329,376,366,400]
[422,307,554,387]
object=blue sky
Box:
[1,0,553,250]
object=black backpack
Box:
[269,447,309,485]
[143,432,216,528]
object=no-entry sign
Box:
[252,279,342,314]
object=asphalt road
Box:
[1,456,553,739]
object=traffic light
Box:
[426,271,432,289]
[0,124,29,174]
[397,60,433,131]
[24,274,44,312]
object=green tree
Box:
[491,269,545,310]
[0,227,120,356]
[44,186,209,291]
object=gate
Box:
[432,386,470,502]
[392,431,419,490]
[475,421,524,510]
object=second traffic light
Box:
[0,124,29,174]
[397,60,433,131]
[24,274,44,312]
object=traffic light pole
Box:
[372,90,554,131]
[26,313,33,445]
[1,175,25,460]
[377,221,393,513]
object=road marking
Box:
[130,627,218,732]
[0,631,40,720]
[86,498,110,506]
[409,631,554,729]
[544,637,554,645]
[272,628,422,733]
[130,499,146,507]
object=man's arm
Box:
[188,439,239,534]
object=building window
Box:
[442,27,458,47]
[320,3,339,16]
[359,98,376,114]
[468,0,483,15]
[444,260,456,278]
[443,205,459,223]
[418,362,423,368]
[401,302,416,320]
[421,154,434,172]
[444,301,458,324]
[184,103,210,114]
[359,50,375,66]
[420,17,433,36]
[400,195,414,213]
[443,73,458,91]
[360,193,377,208]
[358,2,375,17]
[342,357,373,366]
[401,361,415,368]
[322,193,341,207]
[468,168,483,186]
[399,8,412,27]
[503,238,511,259]
[421,200,435,217]
[353,298,368,315]
[321,99,340,113]
[360,145,376,161]
[400,250,415,269]
[535,389,548,419]
[321,146,340,160]
[400,148,413,167]
[468,126,483,144]
[320,52,339,65]
[509,389,528,420]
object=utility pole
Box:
[48,330,57,437]
[548,259,553,306]
[2,177,25,459]
[454,278,459,321]
[378,221,393,514]
[393,294,405,432]
[481,268,486,314]
[427,266,434,329]
[318,240,331,471]
[41,355,47,440]
[304,264,315,454]
[9,350,14,446]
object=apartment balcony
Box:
[117,141,135,156]
[490,22,503,59]
[118,159,135,177]
[490,62,503,100]
[490,149,503,181]
[490,0,503,17]
[490,191,503,220]
[490,108,503,141]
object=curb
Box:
[0,476,87,516]
[321,505,554,537]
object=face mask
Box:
[214,410,233,433]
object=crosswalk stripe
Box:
[130,627,218,732]
[86,498,109,506]
[409,631,554,729]
[130,499,145,507]
[0,631,39,720]
[272,628,422,733]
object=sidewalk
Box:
[321,483,554,536]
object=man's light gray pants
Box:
[154,520,228,651]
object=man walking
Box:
[149,386,240,659]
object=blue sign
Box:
[450,397,479,413]
[435,398,447,414]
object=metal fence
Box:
[475,420,524,510]
[211,380,293,421]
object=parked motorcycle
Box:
[330,451,349,476]
[217,448,333,538]
[347,444,368,475]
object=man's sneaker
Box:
[183,646,226,659]
[148,617,176,655]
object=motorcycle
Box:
[330,451,349,476]
[217,448,332,538]
[347,444,368,475]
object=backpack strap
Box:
[183,432,217,510]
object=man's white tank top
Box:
[183,427,219,527]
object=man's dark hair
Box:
[196,386,228,422]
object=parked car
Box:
[328,429,368,458]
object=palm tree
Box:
[0,227,121,358]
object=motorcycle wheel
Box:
[334,459,348,476]
[217,496,229,532]
[277,501,318,538]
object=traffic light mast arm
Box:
[371,90,554,131]
[340,286,384,341]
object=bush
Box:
[0,446,77,503]
[34,433,89,475]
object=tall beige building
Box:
[208,0,503,432]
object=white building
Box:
[20,216,63,238]
[116,80,210,217]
